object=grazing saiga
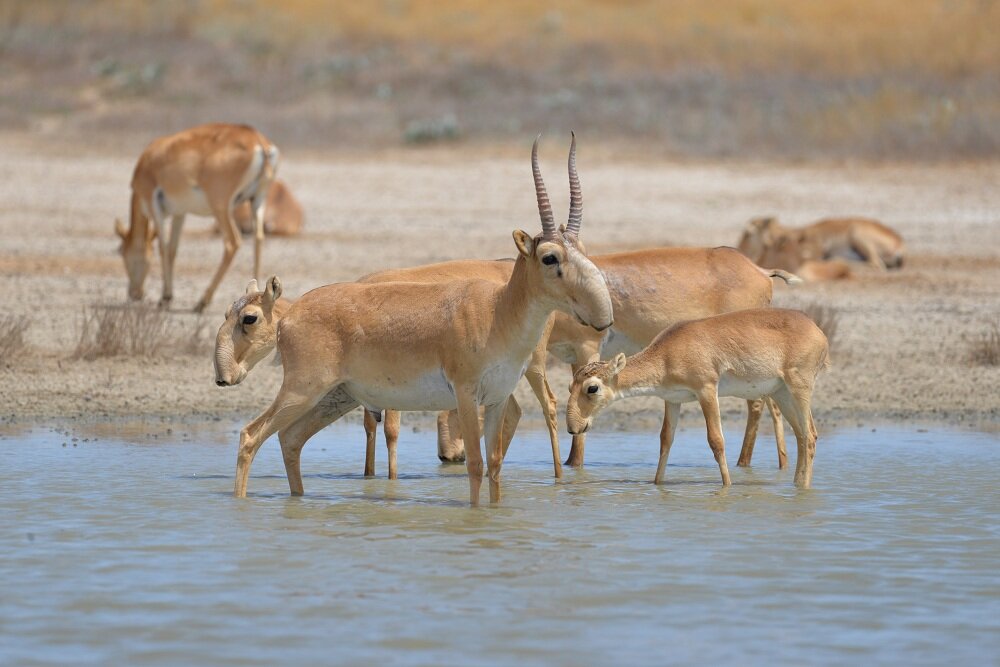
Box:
[116,123,279,311]
[566,309,829,488]
[231,135,613,504]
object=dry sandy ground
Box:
[1,133,998,438]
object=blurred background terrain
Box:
[2,0,999,159]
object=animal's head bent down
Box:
[115,215,153,301]
[214,276,287,387]
[565,353,627,434]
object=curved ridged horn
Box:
[532,135,557,238]
[566,131,582,237]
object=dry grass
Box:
[73,304,212,360]
[74,304,169,360]
[800,302,840,349]
[0,315,31,362]
[2,0,998,158]
[968,319,1000,367]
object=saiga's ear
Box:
[245,279,259,295]
[611,353,627,376]
[263,275,282,309]
[512,229,534,257]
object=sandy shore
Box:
[1,134,998,435]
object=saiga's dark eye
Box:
[541,254,558,266]
[587,385,599,394]
[242,314,258,326]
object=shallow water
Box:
[1,422,998,666]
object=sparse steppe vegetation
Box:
[968,319,1000,367]
[0,315,30,364]
[0,143,998,427]
[73,303,212,361]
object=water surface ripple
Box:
[1,424,998,666]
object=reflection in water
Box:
[0,423,998,665]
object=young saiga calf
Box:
[566,309,829,488]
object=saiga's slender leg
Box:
[654,402,680,484]
[279,406,334,495]
[766,397,788,469]
[698,387,732,486]
[737,399,764,467]
[481,399,508,504]
[198,203,242,313]
[770,384,815,488]
[166,214,184,280]
[151,209,176,307]
[384,409,400,480]
[236,389,323,497]
[785,372,819,487]
[524,351,561,478]
[363,409,378,477]
[738,398,788,469]
[250,192,266,283]
[455,390,484,506]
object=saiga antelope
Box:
[549,247,800,471]
[217,251,796,482]
[737,218,852,281]
[116,123,279,312]
[231,135,613,504]
[739,216,903,274]
[218,254,799,479]
[216,127,801,477]
[215,135,798,476]
[215,261,514,481]
[232,179,304,237]
[566,309,829,488]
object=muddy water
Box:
[1,423,998,666]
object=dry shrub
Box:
[74,304,170,360]
[968,320,1000,367]
[0,315,30,361]
[74,304,215,360]
[800,302,840,349]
